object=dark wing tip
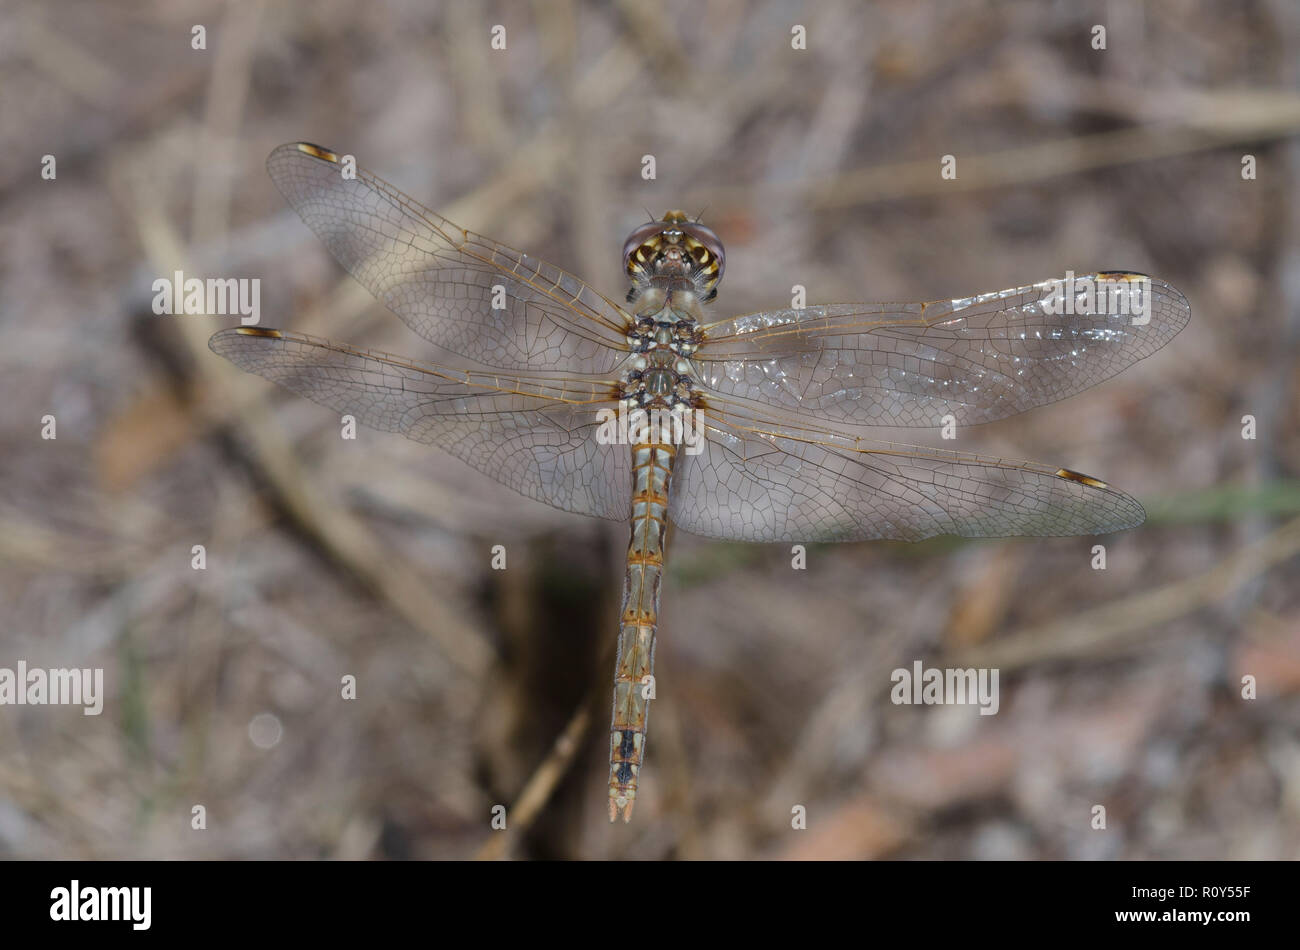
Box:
[266,141,343,170]
[1095,270,1192,330]
[1054,467,1108,489]
[208,325,285,356]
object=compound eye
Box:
[682,222,725,281]
[622,221,666,270]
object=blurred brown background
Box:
[2,0,1299,860]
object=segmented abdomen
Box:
[608,441,675,822]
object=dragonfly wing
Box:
[694,273,1189,428]
[267,143,632,374]
[210,327,629,520]
[669,402,1144,542]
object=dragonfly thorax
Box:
[625,288,704,355]
[621,347,697,409]
[621,290,702,412]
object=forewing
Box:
[267,143,632,373]
[694,273,1189,428]
[209,327,629,520]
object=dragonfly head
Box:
[623,211,725,302]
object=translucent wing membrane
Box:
[671,401,1145,542]
[266,143,632,373]
[209,327,630,520]
[695,274,1189,429]
[232,149,1185,543]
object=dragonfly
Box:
[210,142,1190,822]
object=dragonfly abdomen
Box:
[609,441,676,822]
